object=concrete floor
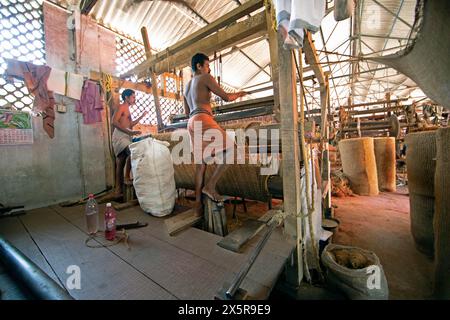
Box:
[332,187,434,300]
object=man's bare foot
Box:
[112,190,123,199]
[194,204,203,217]
[202,187,224,202]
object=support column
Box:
[279,39,303,287]
[265,3,280,122]
[141,27,164,131]
[321,76,332,216]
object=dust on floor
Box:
[332,187,434,299]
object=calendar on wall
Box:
[0,109,33,145]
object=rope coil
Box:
[85,229,130,250]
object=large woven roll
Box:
[338,138,379,196]
[374,137,396,192]
[405,131,436,197]
[405,131,436,257]
[433,127,450,299]
[409,193,435,257]
[153,130,271,202]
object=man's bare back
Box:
[184,73,245,116]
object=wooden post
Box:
[320,77,332,215]
[265,2,280,122]
[279,38,303,286]
[141,27,164,131]
[101,90,117,189]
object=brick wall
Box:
[43,2,71,70]
[43,2,115,75]
[77,15,116,75]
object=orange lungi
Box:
[188,112,234,163]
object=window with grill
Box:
[0,0,45,112]
[115,35,183,126]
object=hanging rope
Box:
[295,49,324,282]
[264,0,278,32]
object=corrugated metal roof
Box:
[48,0,427,108]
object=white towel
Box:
[47,68,84,100]
[275,0,326,48]
[112,128,132,157]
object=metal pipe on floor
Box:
[0,237,74,300]
[225,220,279,299]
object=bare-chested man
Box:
[184,53,247,216]
[112,89,147,197]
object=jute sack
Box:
[321,244,389,300]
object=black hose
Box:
[0,237,73,300]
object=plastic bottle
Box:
[85,194,99,235]
[104,203,116,241]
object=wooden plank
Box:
[129,11,267,77]
[304,32,326,86]
[0,217,61,286]
[89,70,152,94]
[19,208,176,300]
[53,205,293,299]
[266,2,280,121]
[217,219,265,253]
[279,40,303,286]
[164,209,202,236]
[125,0,264,77]
[51,205,269,299]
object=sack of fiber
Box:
[405,131,436,257]
[433,127,450,299]
[374,137,396,192]
[338,138,379,196]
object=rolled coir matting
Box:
[338,137,379,196]
[405,131,436,197]
[409,193,435,257]
[433,127,450,299]
[374,137,397,192]
[405,131,436,257]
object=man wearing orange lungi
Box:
[184,53,247,217]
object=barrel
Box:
[338,138,379,196]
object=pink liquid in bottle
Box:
[104,203,116,241]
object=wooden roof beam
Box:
[124,0,264,78]
[127,11,267,77]
[303,31,326,86]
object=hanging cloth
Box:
[5,59,56,138]
[75,80,104,124]
[275,0,326,49]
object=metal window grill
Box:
[0,0,45,112]
[115,35,183,126]
[115,36,146,78]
